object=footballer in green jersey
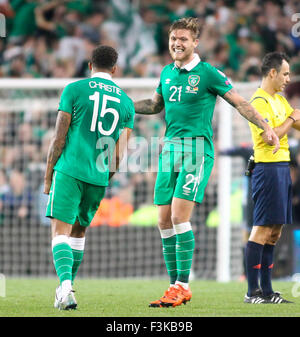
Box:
[156,52,233,159]
[44,46,134,310]
[134,17,279,308]
[52,72,134,186]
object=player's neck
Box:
[91,68,113,77]
[174,54,195,69]
[261,79,277,97]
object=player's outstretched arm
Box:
[44,110,71,194]
[223,88,280,154]
[134,92,164,115]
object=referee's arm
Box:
[290,109,300,131]
[260,109,300,144]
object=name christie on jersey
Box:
[89,81,121,95]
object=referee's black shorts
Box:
[251,162,292,226]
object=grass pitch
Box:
[0,278,299,317]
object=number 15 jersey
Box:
[54,72,135,186]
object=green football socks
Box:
[174,222,195,284]
[160,229,177,285]
[160,222,195,286]
[52,235,73,284]
[69,237,85,284]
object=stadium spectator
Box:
[286,63,300,110]
[0,169,36,225]
[8,0,39,44]
[34,0,68,39]
[1,0,300,80]
[0,169,9,225]
[11,122,39,171]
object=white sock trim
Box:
[69,237,85,251]
[174,222,192,235]
[159,228,176,239]
[175,281,189,290]
[52,235,70,249]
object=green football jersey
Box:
[156,54,232,158]
[54,72,135,186]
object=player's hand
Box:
[265,127,280,154]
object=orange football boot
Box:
[177,284,192,304]
[149,286,176,307]
[151,285,192,308]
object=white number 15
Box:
[89,92,120,136]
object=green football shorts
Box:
[154,149,214,205]
[46,170,106,227]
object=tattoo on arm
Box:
[134,93,164,115]
[223,89,267,130]
[44,111,71,181]
[222,88,238,107]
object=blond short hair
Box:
[168,17,201,40]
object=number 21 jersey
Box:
[54,72,135,186]
[156,54,232,158]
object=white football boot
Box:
[54,286,77,310]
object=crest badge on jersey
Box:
[188,75,200,87]
[186,75,200,94]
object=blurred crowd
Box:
[0,0,300,80]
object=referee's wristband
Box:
[288,116,296,123]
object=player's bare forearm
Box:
[237,101,270,130]
[223,88,280,153]
[44,111,71,194]
[134,92,164,115]
[134,99,156,114]
[223,89,267,130]
[44,139,64,187]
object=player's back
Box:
[54,73,135,186]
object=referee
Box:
[245,52,300,304]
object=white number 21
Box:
[169,85,182,102]
[89,92,120,136]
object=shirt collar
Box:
[257,87,277,99]
[173,53,201,71]
[91,72,112,81]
